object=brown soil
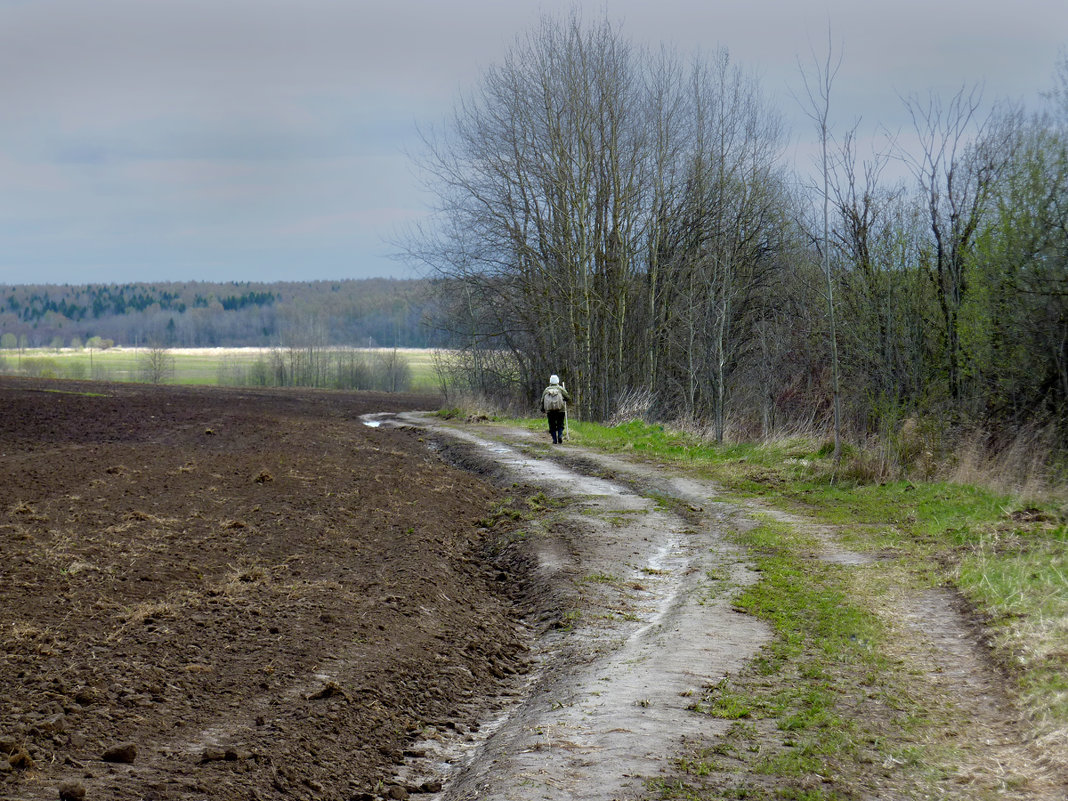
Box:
[0,377,528,801]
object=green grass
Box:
[688,679,754,720]
[40,388,110,397]
[580,572,620,584]
[559,419,808,468]
[508,414,1067,798]
[769,476,1068,730]
[780,478,1009,544]
[653,514,937,798]
[955,518,1068,721]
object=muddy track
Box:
[751,505,1067,798]
[378,414,1066,801]
[367,414,771,800]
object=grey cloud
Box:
[1,0,1066,284]
[35,107,411,166]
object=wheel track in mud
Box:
[366,413,770,800]
[371,413,1066,801]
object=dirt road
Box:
[381,413,1067,801]
[373,413,771,800]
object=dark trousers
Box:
[547,410,566,443]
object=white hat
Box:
[549,374,560,385]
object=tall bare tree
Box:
[138,343,175,385]
[408,14,786,426]
[798,28,844,459]
[409,14,653,418]
[903,87,1014,409]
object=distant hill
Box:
[0,279,448,348]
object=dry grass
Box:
[205,561,295,598]
[957,531,1068,755]
[5,621,48,642]
[440,390,514,421]
[105,510,181,535]
[64,560,97,576]
[946,423,1067,506]
[606,387,655,426]
[119,599,177,626]
[8,500,35,515]
[782,418,1068,503]
[6,499,49,523]
[3,621,58,655]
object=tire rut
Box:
[374,415,1065,799]
[372,414,770,800]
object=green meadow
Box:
[0,346,442,393]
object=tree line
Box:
[0,279,444,349]
[1,344,414,395]
[215,346,412,393]
[404,14,1068,456]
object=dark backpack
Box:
[544,386,565,411]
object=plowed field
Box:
[0,378,527,801]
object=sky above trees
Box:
[1,0,1065,286]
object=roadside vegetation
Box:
[408,11,1068,487]
[521,415,1066,799]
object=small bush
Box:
[838,447,888,484]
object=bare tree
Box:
[406,13,788,427]
[657,53,787,437]
[138,343,175,385]
[798,27,844,459]
[902,86,1014,409]
[374,347,412,393]
[408,14,652,419]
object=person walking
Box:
[541,374,571,444]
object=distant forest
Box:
[0,279,447,348]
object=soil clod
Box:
[8,747,34,770]
[101,743,137,764]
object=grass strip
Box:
[649,517,936,801]
[519,417,1067,797]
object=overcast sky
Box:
[1,0,1065,286]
